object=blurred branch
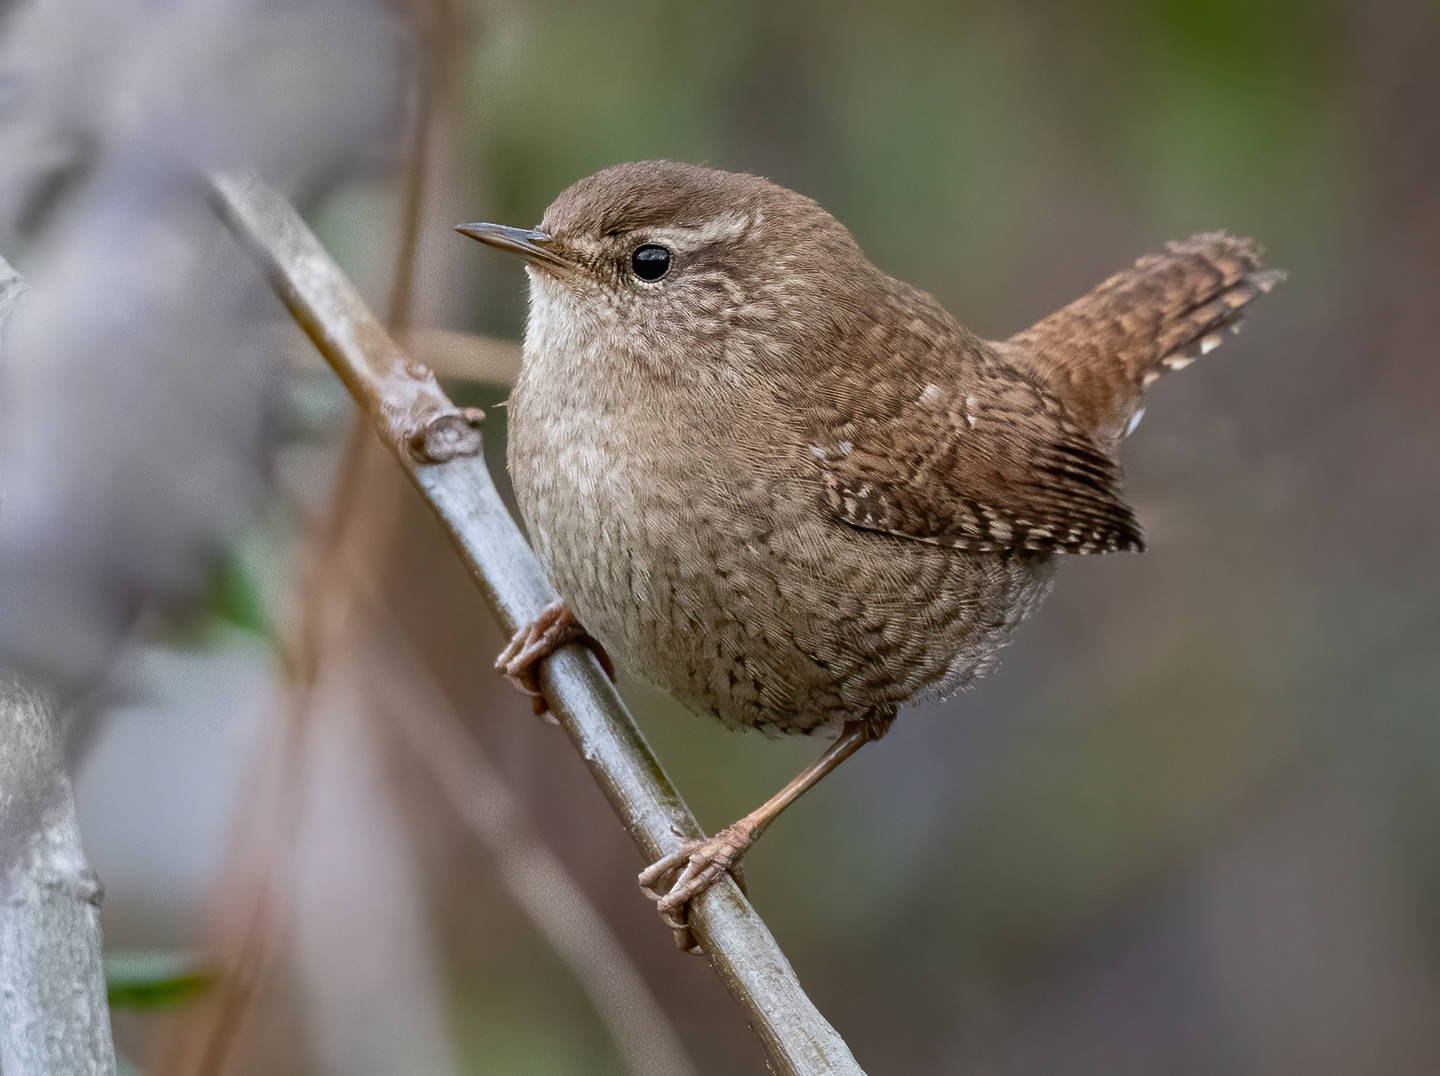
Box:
[397,326,521,383]
[367,603,697,1076]
[0,678,117,1076]
[0,256,116,1075]
[0,252,24,321]
[383,0,466,331]
[210,171,865,1076]
[154,427,373,1076]
[278,324,522,385]
[169,36,478,1054]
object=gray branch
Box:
[0,255,116,1076]
[0,256,115,1075]
[210,171,864,1076]
[0,678,116,1076]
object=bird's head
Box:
[458,160,875,389]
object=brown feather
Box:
[494,161,1282,734]
[803,278,1145,556]
[1006,232,1285,443]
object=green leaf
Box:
[105,951,216,1011]
[206,545,273,640]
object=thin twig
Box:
[368,607,698,1076]
[384,0,465,332]
[278,325,523,385]
[151,421,377,1076]
[210,171,865,1076]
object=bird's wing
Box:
[812,363,1144,555]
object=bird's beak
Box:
[455,222,573,273]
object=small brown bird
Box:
[459,160,1282,946]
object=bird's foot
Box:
[495,601,613,719]
[638,820,756,952]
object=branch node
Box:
[408,406,485,463]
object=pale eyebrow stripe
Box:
[643,213,754,248]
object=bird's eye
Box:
[630,244,672,282]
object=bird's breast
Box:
[505,340,1055,735]
[507,359,736,687]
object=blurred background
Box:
[2,0,1438,1073]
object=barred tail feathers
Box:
[1007,232,1284,442]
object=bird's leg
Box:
[495,600,614,719]
[639,710,894,950]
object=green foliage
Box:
[458,0,1347,346]
[105,951,216,1011]
[161,528,278,650]
[204,545,273,640]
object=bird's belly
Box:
[512,417,1054,734]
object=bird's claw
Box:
[495,601,613,718]
[638,821,755,951]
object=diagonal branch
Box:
[208,171,864,1076]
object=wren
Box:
[458,160,1283,947]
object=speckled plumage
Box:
[497,161,1280,737]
